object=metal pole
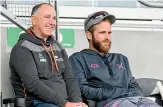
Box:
[49,0,59,41]
[54,0,59,41]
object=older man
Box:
[10,3,87,107]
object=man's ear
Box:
[85,31,92,40]
[31,16,36,26]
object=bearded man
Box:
[69,11,160,107]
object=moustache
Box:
[103,39,110,43]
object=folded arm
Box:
[69,54,126,101]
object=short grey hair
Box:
[31,3,52,16]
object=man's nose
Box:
[105,34,111,39]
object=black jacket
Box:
[10,31,82,107]
[69,49,143,102]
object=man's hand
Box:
[64,102,88,107]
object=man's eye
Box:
[53,17,56,20]
[44,16,50,18]
[108,32,112,34]
[99,31,105,34]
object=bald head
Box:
[31,3,53,16]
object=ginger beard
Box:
[92,34,111,54]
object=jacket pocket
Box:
[37,57,52,79]
[37,63,50,79]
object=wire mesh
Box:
[4,0,50,25]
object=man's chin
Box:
[100,46,110,54]
[45,30,54,35]
[44,32,53,36]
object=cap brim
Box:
[103,14,116,24]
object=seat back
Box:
[87,78,163,107]
[135,78,163,97]
[0,92,2,107]
[3,76,26,107]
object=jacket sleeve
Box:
[61,50,83,102]
[69,53,127,101]
[124,57,144,97]
[10,46,67,107]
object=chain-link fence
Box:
[1,0,51,25]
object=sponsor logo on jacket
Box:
[39,53,47,62]
[116,63,125,70]
[90,64,99,68]
[55,56,64,61]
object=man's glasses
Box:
[85,11,109,26]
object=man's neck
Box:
[32,27,47,42]
[89,45,104,55]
